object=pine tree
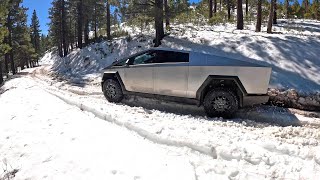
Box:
[273,0,277,24]
[30,10,41,62]
[0,0,10,84]
[256,0,262,32]
[237,0,244,30]
[267,0,275,33]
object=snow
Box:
[0,77,197,180]
[2,19,320,179]
[1,71,320,179]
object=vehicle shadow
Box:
[122,94,302,127]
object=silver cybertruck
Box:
[101,48,272,117]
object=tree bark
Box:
[227,0,231,20]
[273,0,277,24]
[94,2,98,41]
[106,0,111,40]
[164,0,170,28]
[154,0,164,47]
[214,0,217,13]
[220,0,222,11]
[77,0,83,49]
[285,0,289,19]
[0,61,3,84]
[237,0,244,30]
[256,0,262,32]
[84,18,89,45]
[61,0,68,57]
[209,0,213,18]
[267,0,275,33]
[246,0,248,16]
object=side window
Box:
[154,50,189,63]
[131,52,156,65]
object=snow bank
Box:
[40,19,320,111]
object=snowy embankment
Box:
[41,19,320,111]
[1,69,320,179]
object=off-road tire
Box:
[203,89,239,118]
[103,79,123,103]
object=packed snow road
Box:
[1,70,320,179]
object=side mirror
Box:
[125,59,130,67]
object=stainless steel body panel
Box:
[187,66,271,98]
[123,64,154,93]
[154,62,189,97]
[102,48,272,106]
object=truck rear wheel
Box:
[103,79,124,103]
[203,89,238,118]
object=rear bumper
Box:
[243,95,269,107]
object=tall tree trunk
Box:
[237,0,244,29]
[94,3,98,41]
[106,0,111,40]
[220,0,222,11]
[256,0,262,32]
[77,0,83,49]
[273,0,277,24]
[8,25,15,75]
[245,0,248,16]
[285,0,289,19]
[209,0,213,18]
[214,0,217,13]
[164,0,170,28]
[84,19,89,45]
[0,61,3,84]
[267,0,275,33]
[316,0,319,20]
[154,0,164,47]
[61,0,68,57]
[4,38,9,76]
[227,0,231,20]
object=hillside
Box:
[41,19,320,111]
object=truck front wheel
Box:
[103,79,124,103]
[203,89,239,118]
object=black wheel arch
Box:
[101,72,126,93]
[196,75,247,107]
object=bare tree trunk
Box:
[237,0,244,29]
[209,0,213,18]
[256,0,262,32]
[154,0,164,47]
[227,0,231,20]
[267,0,275,33]
[245,0,248,16]
[214,0,217,13]
[285,0,289,19]
[273,0,277,24]
[0,61,3,84]
[220,0,222,11]
[77,0,83,49]
[94,2,98,41]
[164,0,170,28]
[61,0,68,57]
[106,0,111,40]
[84,19,89,45]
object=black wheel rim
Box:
[105,84,117,98]
[211,96,231,112]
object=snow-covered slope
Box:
[40,19,320,110]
